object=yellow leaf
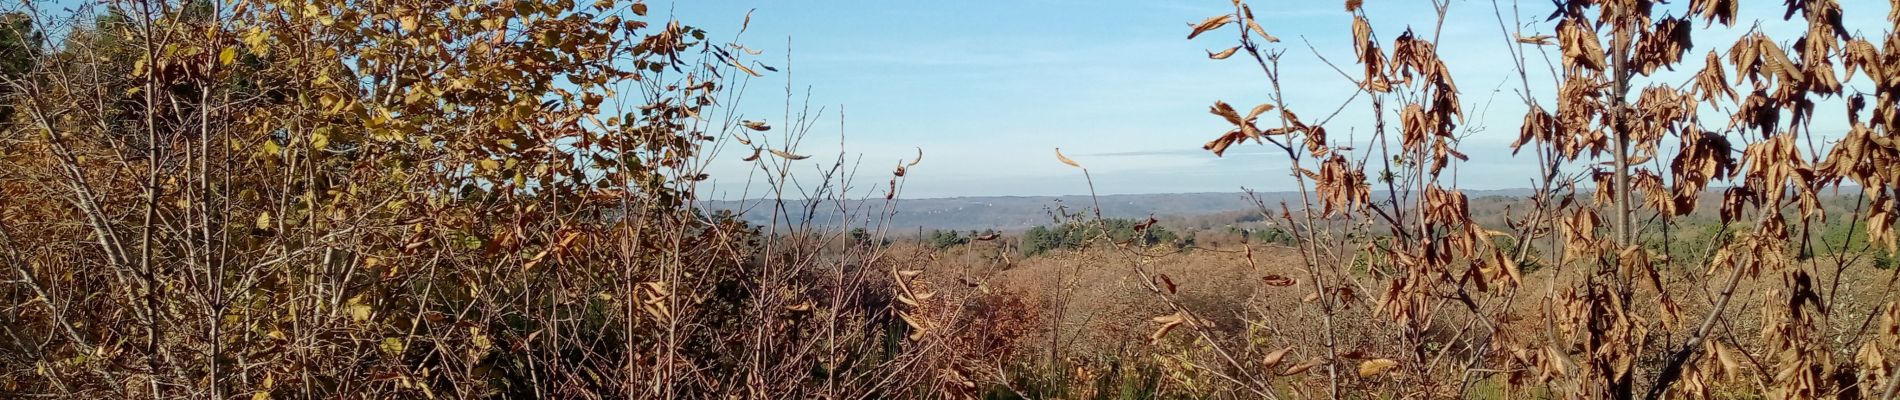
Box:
[255,212,272,229]
[347,295,372,322]
[470,328,492,352]
[380,337,405,355]
[219,47,237,66]
[311,127,331,149]
[242,27,270,55]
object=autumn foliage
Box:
[0,0,975,398]
[5,0,1900,399]
[1177,0,1900,398]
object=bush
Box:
[1020,219,1186,256]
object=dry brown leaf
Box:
[727,56,763,77]
[1758,39,1799,84]
[1262,275,1296,287]
[785,301,813,312]
[1358,358,1398,377]
[1187,14,1234,39]
[899,312,927,340]
[1282,357,1324,375]
[768,149,809,160]
[1495,246,1523,284]
[1150,312,1186,344]
[1244,103,1276,121]
[1515,34,1554,45]
[1208,46,1240,60]
[1056,147,1082,168]
[1351,17,1372,55]
[1559,20,1605,71]
[1262,347,1293,370]
[1210,101,1244,125]
[1247,20,1278,42]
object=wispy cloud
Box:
[1076,148,1273,158]
[680,0,1893,198]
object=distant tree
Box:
[1017,218,1185,256]
[1022,226,1058,256]
[927,229,968,249]
[0,12,36,125]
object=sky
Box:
[666,0,1895,200]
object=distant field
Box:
[705,189,1542,231]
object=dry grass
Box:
[3,0,1900,399]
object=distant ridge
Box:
[703,188,1541,231]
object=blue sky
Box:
[669,0,1894,199]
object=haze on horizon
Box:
[669,0,1891,200]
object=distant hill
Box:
[704,188,1540,232]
